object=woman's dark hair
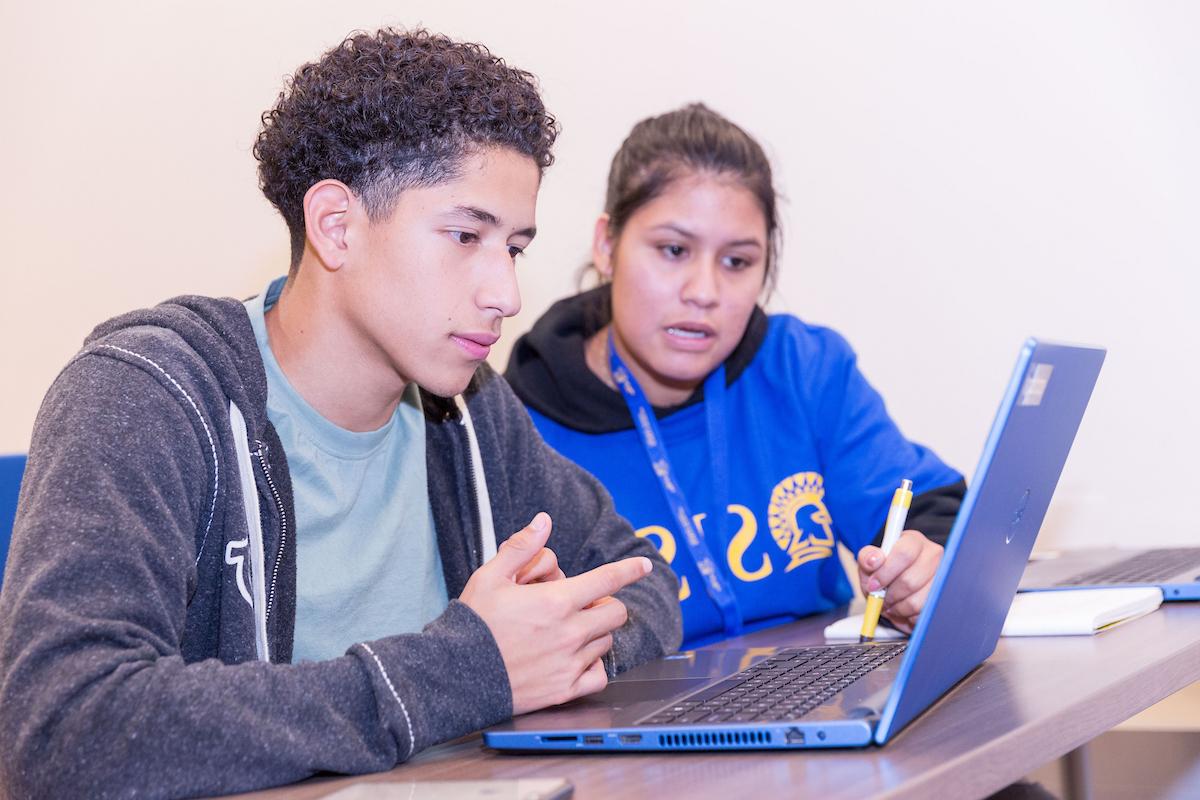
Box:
[601,103,781,289]
[254,28,559,270]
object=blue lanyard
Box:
[608,332,743,636]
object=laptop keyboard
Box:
[1056,548,1200,586]
[636,642,907,726]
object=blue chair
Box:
[0,454,26,590]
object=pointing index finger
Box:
[564,557,652,608]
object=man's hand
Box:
[856,530,944,633]
[514,532,566,585]
[459,512,653,716]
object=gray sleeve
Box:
[471,370,683,674]
[0,356,510,799]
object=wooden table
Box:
[231,603,1200,800]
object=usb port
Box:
[619,734,643,745]
[583,735,604,745]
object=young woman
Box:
[506,104,966,648]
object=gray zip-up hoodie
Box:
[0,295,682,799]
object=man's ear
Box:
[591,214,615,278]
[302,180,354,271]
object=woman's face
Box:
[596,172,769,407]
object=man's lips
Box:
[452,332,499,360]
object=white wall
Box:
[2,1,1196,550]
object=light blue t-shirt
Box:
[245,278,448,663]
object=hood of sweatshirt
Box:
[504,285,769,434]
[85,294,270,440]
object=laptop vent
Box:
[656,729,772,749]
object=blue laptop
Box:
[485,338,1105,751]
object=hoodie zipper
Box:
[253,442,287,624]
[459,418,484,571]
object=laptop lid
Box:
[873,338,1105,742]
[484,338,1104,752]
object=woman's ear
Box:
[591,214,615,278]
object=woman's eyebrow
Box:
[650,223,762,249]
[650,223,696,238]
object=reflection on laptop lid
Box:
[485,338,1105,752]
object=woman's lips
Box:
[664,323,716,350]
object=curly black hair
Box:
[254,28,559,269]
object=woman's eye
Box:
[508,245,526,259]
[724,255,751,270]
[450,231,479,245]
[660,244,686,259]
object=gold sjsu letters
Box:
[635,472,837,603]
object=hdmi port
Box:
[619,734,643,745]
[583,735,604,745]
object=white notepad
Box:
[824,587,1163,640]
[999,587,1163,636]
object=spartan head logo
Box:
[768,471,836,572]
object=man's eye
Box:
[508,245,526,259]
[450,231,479,245]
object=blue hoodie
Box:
[506,287,965,647]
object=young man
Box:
[0,29,681,798]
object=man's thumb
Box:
[490,512,553,579]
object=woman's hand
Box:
[856,530,944,633]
